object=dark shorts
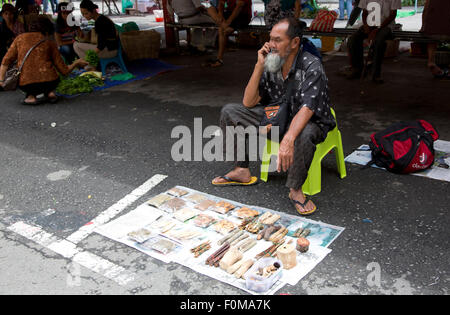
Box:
[19,79,60,97]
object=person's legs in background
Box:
[371,26,392,82]
[43,0,49,14]
[59,44,76,64]
[346,0,353,19]
[339,0,346,19]
[426,42,446,77]
[73,41,96,60]
[50,0,58,14]
[19,80,59,104]
[347,26,366,78]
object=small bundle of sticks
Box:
[268,226,288,243]
[245,220,264,234]
[293,228,311,238]
[190,241,211,258]
[255,239,286,259]
[205,243,230,267]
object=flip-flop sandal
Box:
[47,96,59,104]
[22,99,40,105]
[289,192,317,216]
[202,59,223,68]
[209,59,224,68]
[212,175,258,186]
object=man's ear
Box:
[291,36,301,48]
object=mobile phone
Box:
[262,48,272,57]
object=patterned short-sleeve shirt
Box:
[258,49,336,135]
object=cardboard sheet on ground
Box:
[95,186,344,295]
[345,140,450,182]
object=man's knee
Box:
[221,103,242,119]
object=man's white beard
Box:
[264,52,286,74]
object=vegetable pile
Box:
[85,50,99,67]
[56,72,104,95]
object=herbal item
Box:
[167,187,188,197]
[258,211,281,225]
[212,201,236,214]
[138,236,178,255]
[219,247,243,271]
[173,207,199,222]
[214,219,236,235]
[56,73,103,95]
[150,238,177,254]
[193,214,216,228]
[127,228,153,243]
[234,207,260,218]
[217,228,239,245]
[195,199,216,211]
[276,242,297,269]
[205,243,230,267]
[151,217,177,233]
[296,237,310,253]
[165,227,202,241]
[159,197,186,213]
[147,194,173,208]
[185,193,208,204]
[190,241,211,258]
[85,49,99,67]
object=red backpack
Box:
[367,120,439,174]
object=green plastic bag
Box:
[110,72,136,81]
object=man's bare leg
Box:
[206,6,222,25]
[427,43,444,76]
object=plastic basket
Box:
[245,258,283,293]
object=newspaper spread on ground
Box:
[95,186,344,295]
[345,140,450,182]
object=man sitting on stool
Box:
[212,17,336,216]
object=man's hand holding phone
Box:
[257,42,270,67]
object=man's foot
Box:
[206,58,224,68]
[429,63,449,79]
[428,63,443,77]
[212,167,253,185]
[289,190,317,216]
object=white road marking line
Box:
[5,174,168,287]
[66,174,167,244]
[7,221,135,286]
[72,251,135,286]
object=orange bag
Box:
[309,9,338,32]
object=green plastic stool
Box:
[260,108,347,195]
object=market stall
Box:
[95,186,345,294]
